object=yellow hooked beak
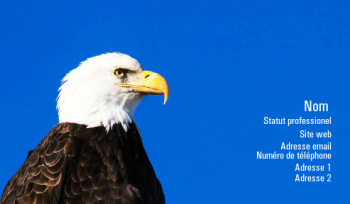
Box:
[117,71,169,104]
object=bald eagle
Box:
[0,53,168,204]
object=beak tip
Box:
[163,96,168,105]
[163,90,169,105]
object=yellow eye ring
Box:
[114,69,126,79]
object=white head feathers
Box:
[57,53,144,131]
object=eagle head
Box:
[57,53,169,131]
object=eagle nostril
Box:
[144,74,150,79]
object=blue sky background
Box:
[0,0,349,203]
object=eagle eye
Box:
[114,69,126,79]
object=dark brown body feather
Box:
[0,122,165,204]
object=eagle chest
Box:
[48,123,163,203]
